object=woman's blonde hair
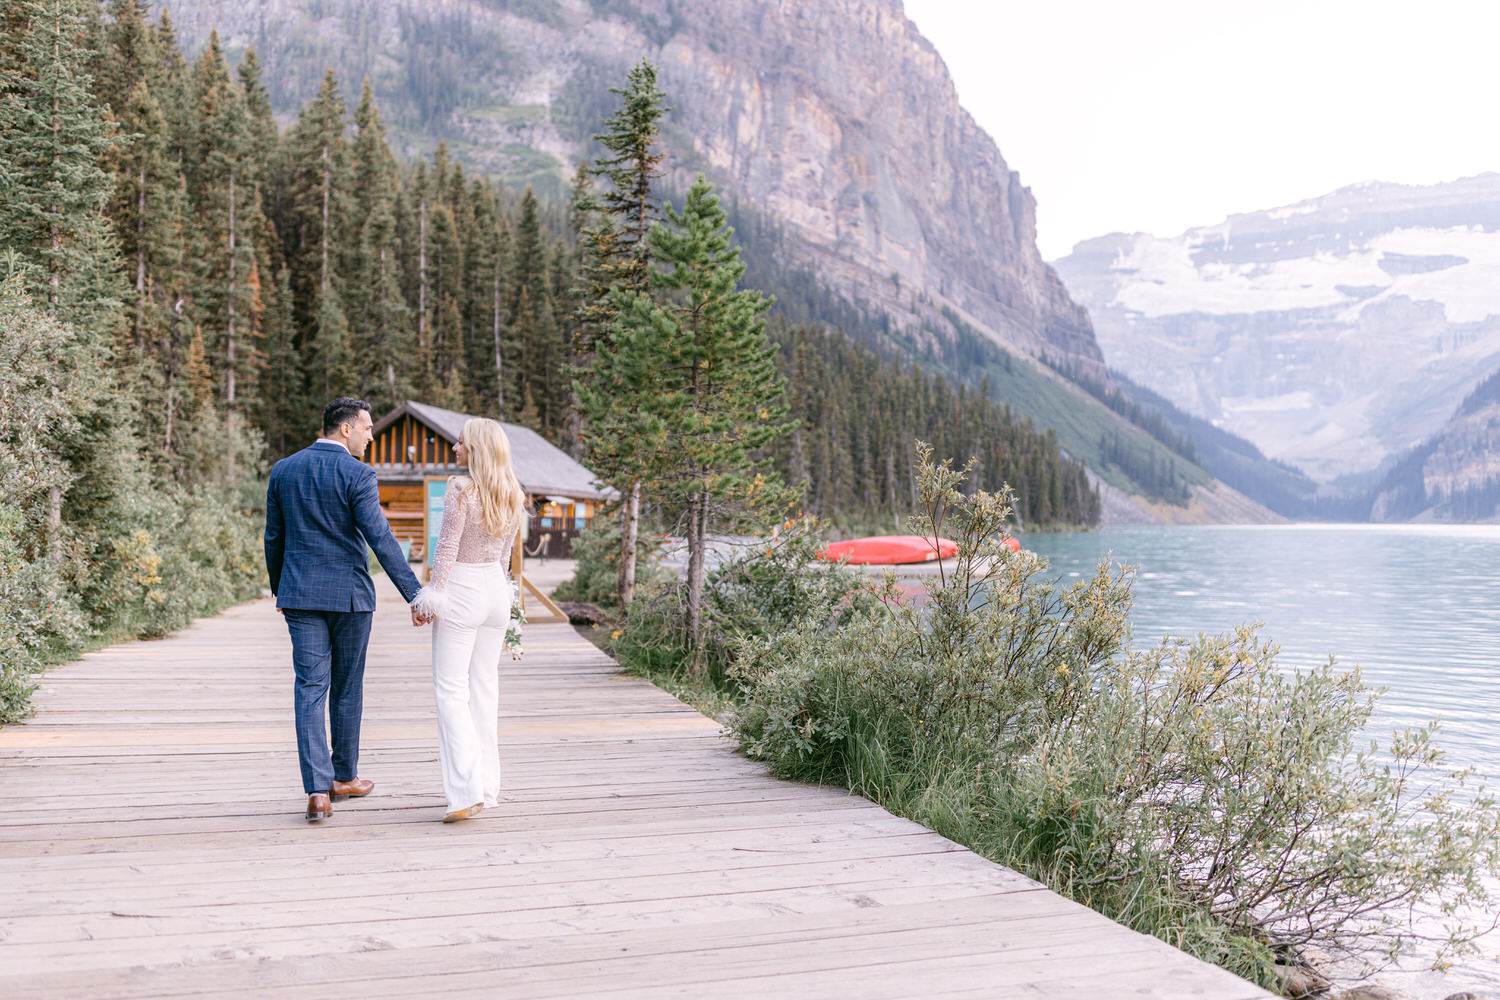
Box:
[460,418,527,538]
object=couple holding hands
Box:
[264,397,525,824]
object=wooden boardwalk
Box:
[0,581,1273,999]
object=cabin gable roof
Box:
[370,401,615,502]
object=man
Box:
[265,398,430,822]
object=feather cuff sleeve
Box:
[412,586,447,619]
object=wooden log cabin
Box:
[366,401,614,562]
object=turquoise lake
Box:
[1019,524,1500,996]
[1020,524,1500,783]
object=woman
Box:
[413,418,527,823]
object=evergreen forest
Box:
[0,0,1099,718]
[773,327,1099,531]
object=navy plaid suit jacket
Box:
[265,440,422,612]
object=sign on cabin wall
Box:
[423,476,449,574]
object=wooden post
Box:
[514,522,566,623]
[511,528,524,612]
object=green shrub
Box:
[72,485,263,642]
[552,516,664,610]
[727,444,1500,985]
[0,505,85,721]
[611,517,871,689]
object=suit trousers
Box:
[431,563,510,811]
[283,609,374,795]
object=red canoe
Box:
[819,535,959,565]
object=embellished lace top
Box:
[412,479,519,616]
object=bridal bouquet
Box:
[505,581,525,659]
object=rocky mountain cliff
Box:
[1368,367,1500,522]
[1053,174,1500,485]
[163,0,1105,377]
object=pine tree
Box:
[93,1,188,467]
[461,177,507,419]
[105,77,189,464]
[347,77,410,410]
[94,0,155,116]
[0,0,125,334]
[190,31,264,481]
[426,156,465,405]
[235,45,278,197]
[150,8,194,170]
[285,68,351,400]
[405,160,434,395]
[509,187,552,426]
[0,0,133,556]
[591,59,668,295]
[258,266,306,455]
[574,60,670,609]
[616,176,795,655]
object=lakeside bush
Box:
[551,517,666,610]
[608,442,1500,989]
[0,282,264,723]
[611,517,868,687]
[0,484,265,723]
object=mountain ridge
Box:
[163,0,1106,380]
[1054,172,1500,488]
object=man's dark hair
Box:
[323,397,370,436]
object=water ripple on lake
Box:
[1022,523,1500,780]
[1020,524,1500,995]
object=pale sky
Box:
[902,0,1500,260]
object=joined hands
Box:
[411,606,435,627]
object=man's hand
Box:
[411,606,433,627]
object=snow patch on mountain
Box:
[1110,226,1500,324]
[1053,174,1500,483]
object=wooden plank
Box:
[521,573,569,623]
[0,585,1274,999]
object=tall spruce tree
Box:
[509,187,560,433]
[640,176,794,654]
[591,59,668,295]
[190,31,263,482]
[285,68,351,400]
[426,147,466,408]
[347,78,410,410]
[0,0,133,558]
[460,177,508,419]
[405,160,434,395]
[574,60,669,610]
[94,0,191,471]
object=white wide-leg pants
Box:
[431,562,510,812]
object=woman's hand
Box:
[411,606,434,627]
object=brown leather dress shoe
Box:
[442,802,483,824]
[331,777,373,800]
[306,793,332,822]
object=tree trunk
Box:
[164,343,175,457]
[48,23,59,313]
[379,245,393,395]
[46,485,61,565]
[417,197,427,352]
[493,259,504,415]
[319,143,330,295]
[618,480,639,611]
[134,164,146,349]
[685,487,709,672]
[225,168,237,482]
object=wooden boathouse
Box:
[365,401,613,562]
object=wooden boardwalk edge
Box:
[0,582,1273,999]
